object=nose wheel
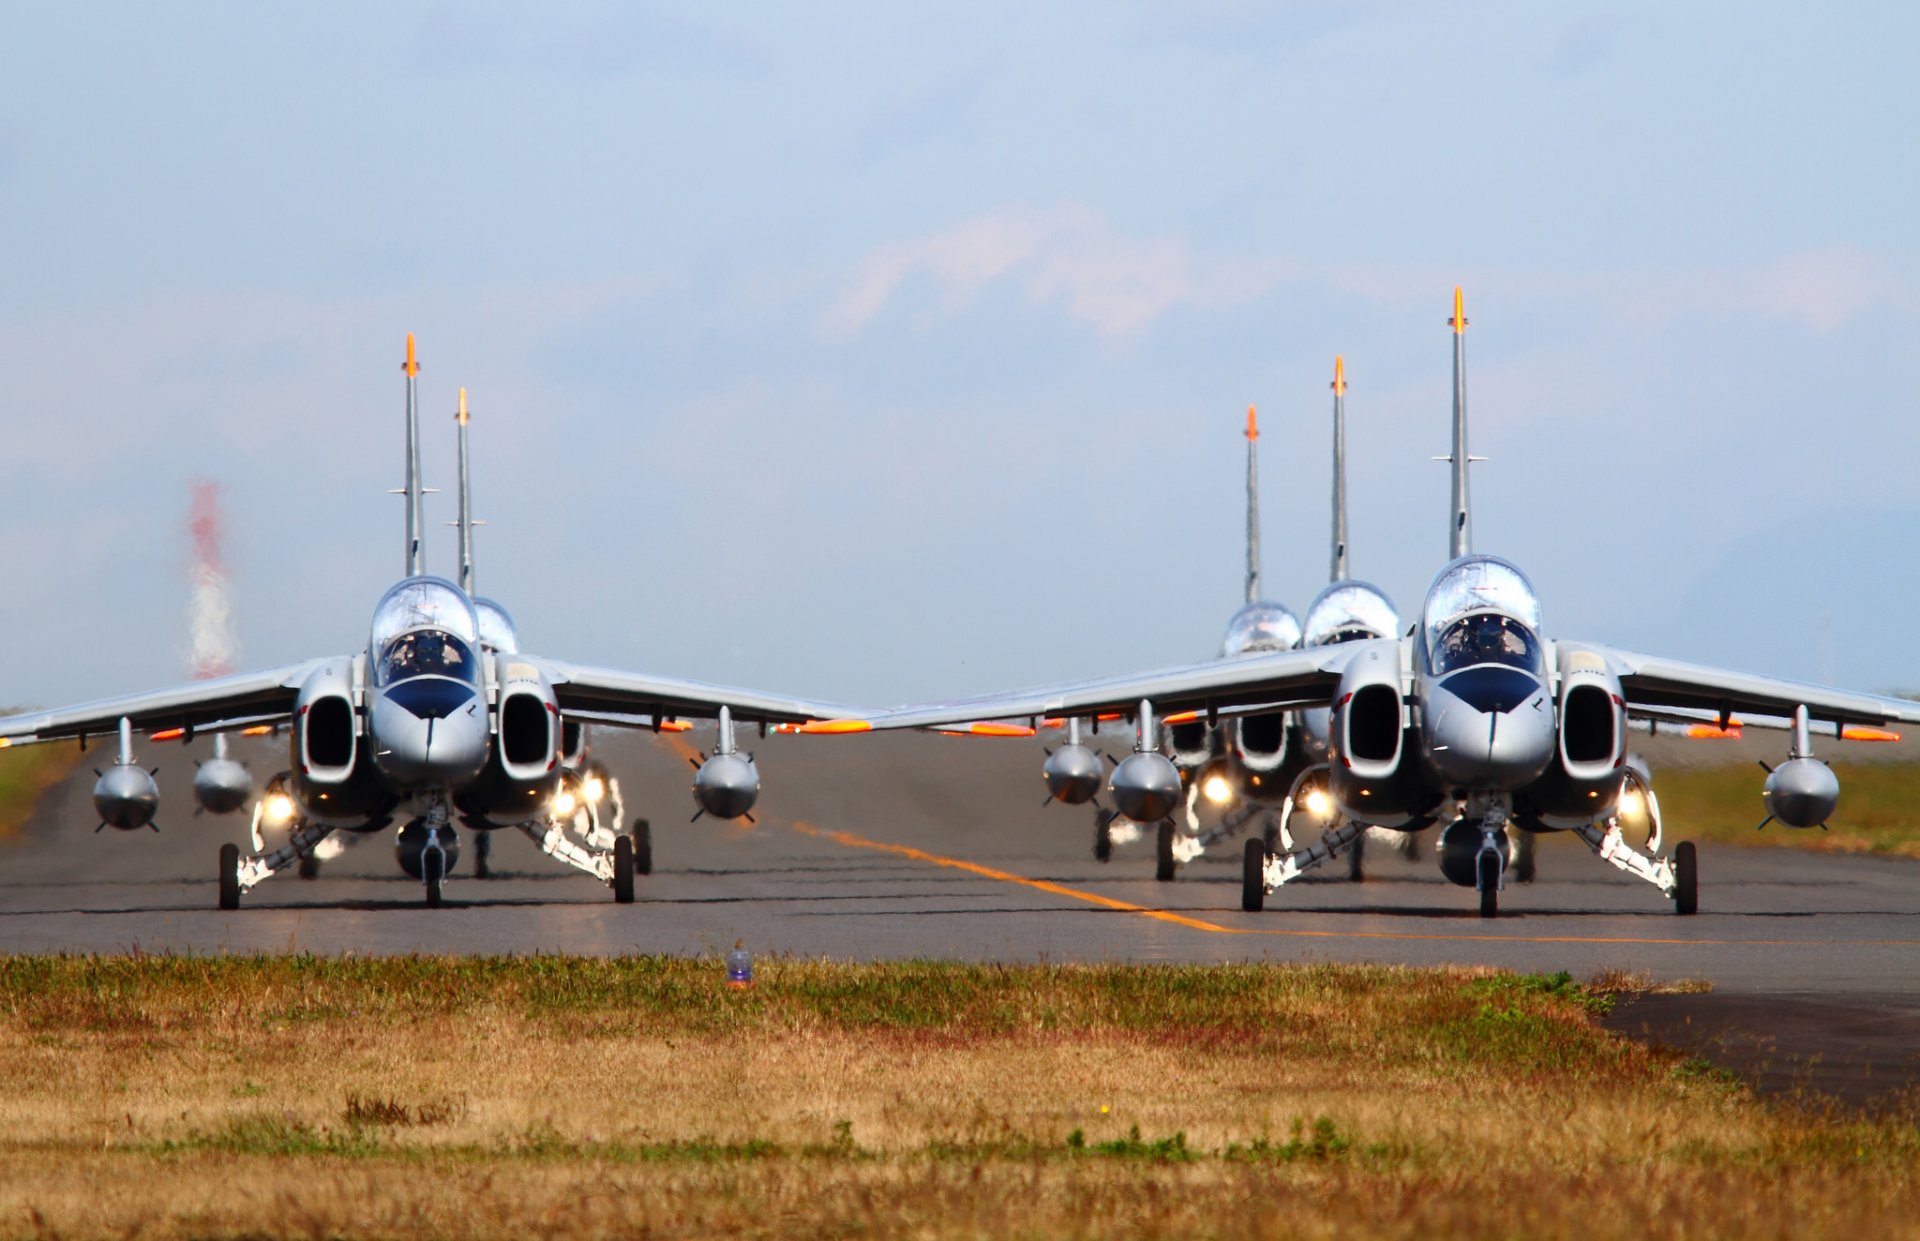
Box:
[423,847,445,908]
[218,843,240,911]
[612,835,636,904]
[1155,820,1176,882]
[1673,840,1698,915]
[1476,848,1501,919]
[1242,838,1265,911]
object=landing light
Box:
[1304,788,1334,820]
[1202,775,1234,806]
[551,789,578,819]
[1619,788,1646,819]
[582,775,606,803]
[262,792,296,826]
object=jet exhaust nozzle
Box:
[1763,757,1838,829]
[94,765,160,831]
[1042,744,1103,805]
[1109,751,1182,823]
[693,753,760,821]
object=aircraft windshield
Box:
[1220,601,1302,657]
[1431,614,1543,675]
[377,630,479,686]
[369,577,480,652]
[474,597,520,654]
[1302,582,1400,648]
[1422,557,1542,653]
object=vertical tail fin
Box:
[1445,287,1477,561]
[401,333,425,577]
[454,388,475,595]
[1330,356,1349,583]
[1244,405,1261,603]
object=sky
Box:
[1,2,1916,710]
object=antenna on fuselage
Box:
[1330,357,1349,583]
[1436,287,1484,561]
[1244,404,1261,604]
[398,333,427,577]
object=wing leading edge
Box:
[536,659,866,728]
[0,659,334,746]
[860,642,1372,732]
[1578,644,1920,729]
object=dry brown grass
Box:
[0,741,79,840]
[0,957,1915,1239]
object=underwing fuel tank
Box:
[694,753,759,820]
[1109,751,1181,823]
[94,765,160,830]
[1043,744,1103,805]
[1761,707,1839,829]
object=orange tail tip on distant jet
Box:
[853,287,1920,919]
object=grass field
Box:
[0,741,78,841]
[1639,760,1920,859]
[1,956,1916,1239]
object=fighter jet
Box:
[861,290,1920,917]
[1093,404,1305,880]
[438,388,632,881]
[1162,360,1420,884]
[0,336,859,908]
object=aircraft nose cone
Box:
[370,693,490,789]
[1424,679,1555,789]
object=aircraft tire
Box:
[472,830,492,880]
[613,836,636,904]
[1511,829,1535,884]
[218,843,241,911]
[297,854,321,880]
[1093,810,1113,863]
[424,849,445,908]
[631,819,652,876]
[1241,838,1265,912]
[1155,820,1176,882]
[1345,828,1366,883]
[1477,850,1500,919]
[1674,840,1698,915]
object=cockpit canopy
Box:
[1422,557,1545,675]
[1302,582,1400,648]
[1220,601,1302,658]
[474,597,520,654]
[369,577,481,687]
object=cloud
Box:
[824,205,1292,339]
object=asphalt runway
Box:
[4,726,1919,1100]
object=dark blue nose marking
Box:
[1441,667,1541,715]
[385,677,476,721]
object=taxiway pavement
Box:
[4,726,1917,1099]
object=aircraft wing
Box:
[1583,644,1920,729]
[535,660,866,728]
[0,659,334,746]
[861,642,1373,732]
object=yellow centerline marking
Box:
[791,821,1226,932]
[790,821,1920,948]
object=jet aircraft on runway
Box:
[862,290,1920,917]
[0,337,857,908]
